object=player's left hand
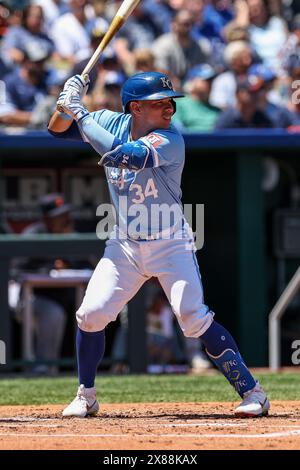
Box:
[56,89,89,122]
[62,74,90,99]
[99,141,149,170]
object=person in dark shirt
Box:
[0,4,54,66]
[0,41,55,126]
[215,75,274,128]
[247,63,296,128]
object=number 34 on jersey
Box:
[130,178,158,203]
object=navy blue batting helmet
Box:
[121,72,184,113]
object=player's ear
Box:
[130,101,142,115]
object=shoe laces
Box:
[242,384,264,404]
[77,385,95,405]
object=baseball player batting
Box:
[48,72,270,418]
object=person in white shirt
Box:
[50,0,94,65]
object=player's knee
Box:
[181,310,214,338]
[76,305,112,332]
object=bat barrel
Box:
[117,0,141,20]
[82,15,125,77]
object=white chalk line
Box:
[1,421,247,429]
[0,418,300,429]
[1,430,300,439]
[1,419,300,431]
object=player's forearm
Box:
[78,115,121,155]
[48,110,74,133]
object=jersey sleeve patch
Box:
[144,133,165,148]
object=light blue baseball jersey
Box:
[51,109,186,238]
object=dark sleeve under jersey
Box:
[48,120,82,140]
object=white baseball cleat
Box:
[234,382,270,418]
[62,384,99,418]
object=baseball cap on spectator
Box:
[22,41,51,62]
[40,193,72,218]
[248,63,276,82]
[90,26,107,43]
[185,64,217,82]
[99,46,118,65]
[103,71,126,88]
[236,75,265,93]
[88,17,108,41]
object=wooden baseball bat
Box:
[55,0,141,115]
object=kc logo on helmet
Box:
[160,77,173,90]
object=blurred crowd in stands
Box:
[1,0,300,131]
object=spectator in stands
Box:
[71,20,109,92]
[50,0,96,66]
[0,1,12,39]
[202,0,234,35]
[247,62,288,117]
[89,70,124,112]
[210,40,253,109]
[172,64,220,132]
[215,75,275,128]
[0,54,9,79]
[152,8,210,81]
[33,0,69,31]
[278,54,300,127]
[113,2,161,76]
[0,42,59,127]
[24,193,74,235]
[142,0,175,34]
[15,193,74,375]
[226,0,287,72]
[246,63,295,127]
[0,1,14,77]
[0,4,55,67]
[185,0,233,69]
[29,73,65,129]
[76,28,126,112]
[279,15,300,66]
[132,48,156,73]
[223,24,250,43]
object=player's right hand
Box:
[62,74,90,100]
